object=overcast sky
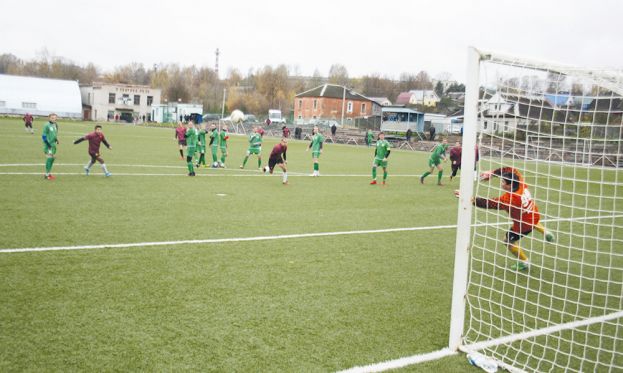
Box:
[2,0,621,82]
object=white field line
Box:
[337,348,457,373]
[0,171,423,177]
[1,213,620,254]
[0,224,458,253]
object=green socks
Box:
[313,163,319,171]
[422,171,431,179]
[45,158,53,174]
[187,162,194,173]
[437,171,443,184]
[242,156,249,167]
[258,159,261,168]
[212,151,217,163]
[372,167,377,179]
[383,171,388,181]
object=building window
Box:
[134,95,140,105]
[484,121,488,130]
[361,103,366,113]
[109,93,116,104]
[147,96,153,106]
[313,99,317,110]
[298,99,302,110]
[298,115,302,119]
[22,102,37,109]
[347,101,353,113]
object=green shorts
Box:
[211,146,219,153]
[373,158,388,168]
[312,151,321,159]
[43,143,57,155]
[247,147,261,155]
[429,157,441,167]
[186,146,196,157]
[220,147,227,155]
[198,145,206,153]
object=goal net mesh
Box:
[462,52,623,372]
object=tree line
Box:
[0,52,463,117]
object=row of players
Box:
[40,113,554,271]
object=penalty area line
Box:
[0,224,458,254]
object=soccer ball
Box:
[230,109,244,124]
[212,162,219,168]
[263,165,270,173]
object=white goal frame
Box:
[448,47,623,372]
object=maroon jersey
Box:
[269,143,287,159]
[175,126,186,141]
[450,146,462,166]
[23,114,33,123]
[84,132,108,154]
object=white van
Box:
[268,109,286,124]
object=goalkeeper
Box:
[457,167,555,271]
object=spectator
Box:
[295,126,302,140]
[429,125,436,141]
[142,114,146,122]
[331,123,337,137]
[282,126,290,138]
[265,118,271,126]
[406,128,412,142]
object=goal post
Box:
[449,47,623,372]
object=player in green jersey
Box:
[240,126,263,170]
[306,126,324,177]
[42,113,59,180]
[218,125,229,167]
[420,138,448,186]
[366,129,374,147]
[370,132,391,185]
[196,124,208,168]
[208,124,219,167]
[185,121,199,176]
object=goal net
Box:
[451,48,623,372]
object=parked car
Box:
[243,114,259,124]
[202,113,221,122]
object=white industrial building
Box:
[151,103,203,123]
[80,82,161,122]
[0,74,82,118]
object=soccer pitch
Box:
[0,118,471,371]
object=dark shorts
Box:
[178,140,187,146]
[268,157,284,170]
[89,151,102,159]
[506,229,532,243]
[25,122,32,128]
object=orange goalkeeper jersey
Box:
[475,167,541,233]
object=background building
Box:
[151,103,203,123]
[0,74,82,118]
[80,82,161,122]
[294,84,381,125]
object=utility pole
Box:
[220,88,227,131]
[341,85,346,127]
[215,48,220,78]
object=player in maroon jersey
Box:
[266,138,288,185]
[175,121,187,160]
[73,125,112,177]
[23,113,34,134]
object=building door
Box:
[83,109,91,121]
